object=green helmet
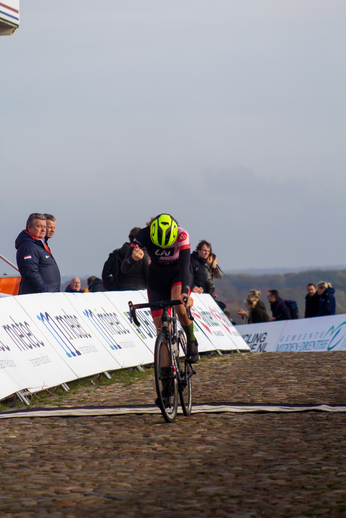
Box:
[150,214,178,248]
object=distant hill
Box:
[214,268,346,325]
[224,265,346,275]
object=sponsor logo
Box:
[276,321,346,352]
[45,255,50,258]
[325,321,346,350]
[83,307,130,350]
[178,232,187,242]
[155,249,173,257]
[37,310,92,358]
[2,318,44,352]
[242,332,267,352]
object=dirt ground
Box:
[1,351,346,517]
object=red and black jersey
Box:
[121,226,191,295]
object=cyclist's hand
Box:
[192,286,203,294]
[181,293,193,309]
[132,245,144,261]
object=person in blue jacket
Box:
[316,282,336,316]
[15,213,61,294]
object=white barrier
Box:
[0,291,249,401]
[236,314,346,353]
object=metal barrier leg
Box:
[16,391,31,406]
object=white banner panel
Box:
[197,294,250,351]
[275,315,346,352]
[0,297,77,398]
[236,314,346,353]
[16,293,118,378]
[66,291,153,368]
[235,321,287,352]
[105,290,157,357]
[192,294,250,352]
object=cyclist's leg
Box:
[147,267,171,367]
[171,281,199,363]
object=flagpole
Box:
[0,254,20,273]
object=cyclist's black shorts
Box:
[147,265,192,317]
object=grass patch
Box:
[0,365,154,411]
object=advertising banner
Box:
[198,295,250,351]
[191,294,236,352]
[275,315,346,352]
[236,314,346,353]
[16,293,118,378]
[66,291,154,368]
[105,290,157,357]
[0,297,76,398]
[235,321,287,352]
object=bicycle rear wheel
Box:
[154,332,178,423]
[177,331,192,416]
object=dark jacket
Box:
[204,261,215,295]
[316,287,336,317]
[118,242,149,291]
[305,292,320,318]
[270,297,291,321]
[190,251,209,292]
[15,230,61,294]
[249,300,270,324]
[88,278,105,292]
[65,285,83,293]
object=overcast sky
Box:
[0,0,345,278]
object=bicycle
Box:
[128,299,196,423]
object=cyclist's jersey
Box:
[122,226,191,295]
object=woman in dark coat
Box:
[316,282,336,316]
[237,290,270,324]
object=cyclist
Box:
[121,213,199,365]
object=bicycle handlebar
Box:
[128,299,194,327]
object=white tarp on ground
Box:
[236,314,346,353]
[0,291,247,400]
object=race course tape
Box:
[1,403,346,419]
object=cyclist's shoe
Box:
[186,340,199,364]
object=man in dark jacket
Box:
[15,213,61,294]
[267,290,291,321]
[65,277,84,293]
[190,240,212,294]
[305,283,320,318]
[87,276,105,292]
[118,227,149,291]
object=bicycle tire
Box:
[154,332,178,423]
[177,331,192,416]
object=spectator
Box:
[206,253,225,297]
[118,227,149,290]
[305,283,320,318]
[237,290,270,324]
[44,213,56,253]
[65,277,83,293]
[224,310,236,325]
[316,282,336,316]
[87,276,105,292]
[15,213,61,294]
[267,290,291,321]
[191,240,212,294]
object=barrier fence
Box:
[235,314,346,353]
[0,291,247,402]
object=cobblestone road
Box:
[1,352,346,517]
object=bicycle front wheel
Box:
[154,332,178,423]
[177,331,192,416]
